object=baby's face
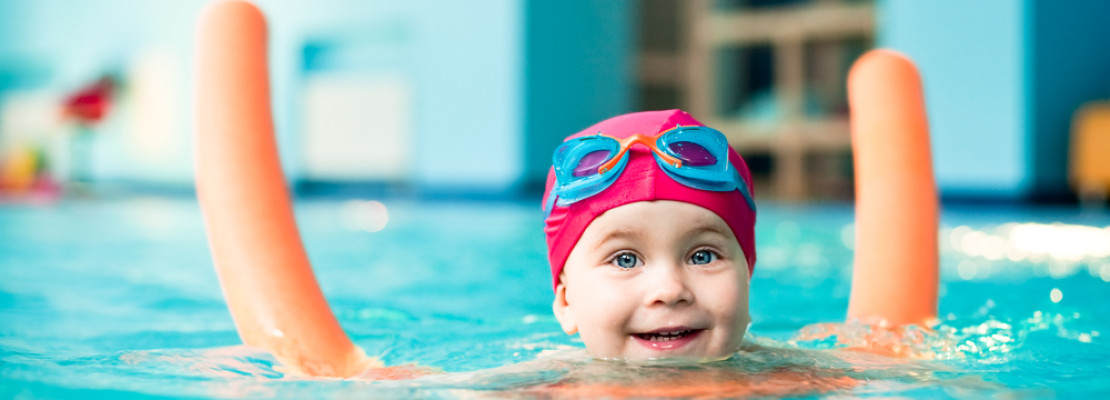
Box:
[553,200,750,360]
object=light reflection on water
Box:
[0,198,1108,398]
[943,222,1110,281]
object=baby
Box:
[197,1,938,381]
[540,109,757,361]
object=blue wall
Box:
[0,0,635,194]
[0,0,527,189]
[0,0,202,183]
[879,0,1110,201]
[878,0,1028,199]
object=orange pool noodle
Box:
[846,50,939,327]
[194,0,369,377]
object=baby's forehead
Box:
[584,200,740,245]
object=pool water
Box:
[1,196,1108,398]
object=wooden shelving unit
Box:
[638,0,874,201]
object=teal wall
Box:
[1027,0,1110,201]
[522,0,635,189]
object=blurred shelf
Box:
[706,2,874,46]
[708,115,852,154]
[638,51,683,87]
[667,0,871,201]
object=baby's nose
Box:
[644,264,694,307]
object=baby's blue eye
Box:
[613,253,639,269]
[689,250,717,265]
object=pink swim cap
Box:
[542,109,757,289]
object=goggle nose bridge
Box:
[598,132,684,174]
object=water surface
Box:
[1,197,1108,398]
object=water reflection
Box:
[944,222,1110,281]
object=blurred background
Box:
[1,0,1109,204]
[4,2,1110,397]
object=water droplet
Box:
[1050,288,1063,303]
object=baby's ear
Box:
[552,283,578,335]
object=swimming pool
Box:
[1,196,1108,398]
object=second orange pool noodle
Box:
[847,50,939,327]
[194,1,370,377]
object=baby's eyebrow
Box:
[686,223,734,241]
[592,228,643,250]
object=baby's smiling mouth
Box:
[632,327,705,349]
[635,329,697,341]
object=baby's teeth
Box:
[646,330,689,341]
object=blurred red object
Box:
[62,76,115,125]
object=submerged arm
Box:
[846,49,939,327]
[194,0,371,377]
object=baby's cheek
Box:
[580,291,629,327]
[728,281,752,342]
[707,272,749,324]
[710,266,746,298]
[568,275,623,322]
[569,283,636,357]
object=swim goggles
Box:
[544,125,757,214]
